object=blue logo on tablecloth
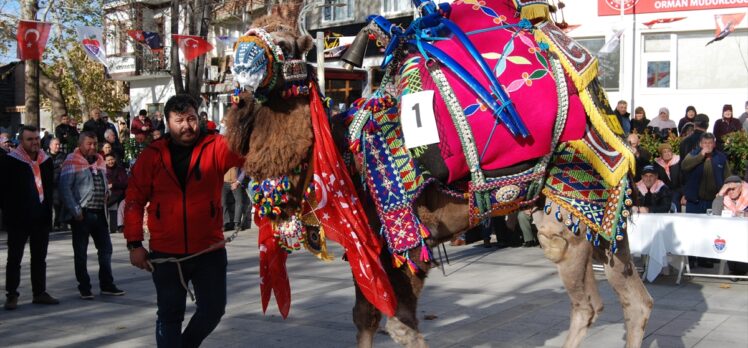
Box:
[713,236,726,253]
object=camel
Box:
[224,1,653,347]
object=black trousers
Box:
[5,224,50,297]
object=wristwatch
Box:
[126,241,144,251]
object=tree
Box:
[21,0,40,126]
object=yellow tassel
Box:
[533,28,598,91]
[520,4,550,21]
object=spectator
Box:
[647,107,678,140]
[711,176,748,276]
[102,114,119,143]
[713,104,742,151]
[151,111,166,133]
[131,109,154,136]
[40,128,53,151]
[680,122,695,139]
[614,100,631,135]
[222,167,247,231]
[738,100,748,126]
[48,138,66,231]
[1,125,60,310]
[627,133,651,182]
[633,165,672,214]
[516,209,539,247]
[116,117,130,141]
[54,114,79,154]
[682,132,731,215]
[630,106,649,134]
[0,132,11,157]
[104,154,127,234]
[60,132,126,299]
[124,94,244,347]
[679,113,709,159]
[104,129,125,162]
[82,108,109,143]
[653,143,682,212]
[152,129,163,141]
[677,106,697,134]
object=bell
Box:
[341,30,370,70]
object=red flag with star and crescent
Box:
[17,20,52,61]
[172,34,213,61]
[256,213,291,319]
[306,83,397,317]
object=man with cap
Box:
[627,133,651,182]
[633,165,672,214]
[714,104,742,151]
[647,107,678,140]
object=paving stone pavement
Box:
[1,228,746,347]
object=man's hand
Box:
[75,213,84,221]
[639,206,650,214]
[231,181,240,190]
[130,247,152,272]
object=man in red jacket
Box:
[124,94,243,347]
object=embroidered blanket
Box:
[405,0,586,184]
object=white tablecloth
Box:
[627,213,748,282]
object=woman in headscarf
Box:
[714,104,743,151]
[653,143,682,212]
[677,106,697,134]
[647,107,678,140]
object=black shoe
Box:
[101,286,126,296]
[223,223,234,231]
[32,292,60,305]
[523,240,539,247]
[4,295,18,310]
[79,290,94,300]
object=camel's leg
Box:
[597,239,653,348]
[385,248,428,348]
[536,203,602,348]
[353,282,382,348]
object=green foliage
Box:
[723,131,748,178]
[638,131,682,159]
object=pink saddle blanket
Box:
[404,0,585,183]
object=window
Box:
[325,79,362,107]
[382,0,411,14]
[643,34,670,53]
[322,0,354,23]
[576,37,620,90]
[646,61,670,88]
[677,31,748,89]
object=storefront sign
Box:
[599,0,748,16]
[108,56,136,75]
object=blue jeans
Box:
[151,248,227,348]
[70,209,114,292]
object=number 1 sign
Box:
[401,90,440,149]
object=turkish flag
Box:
[17,20,52,61]
[172,34,213,61]
[128,30,146,43]
[256,212,291,319]
[714,13,746,36]
[642,17,686,28]
[306,84,397,317]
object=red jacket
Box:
[131,116,154,136]
[124,134,244,254]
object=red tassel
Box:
[419,245,430,262]
[419,225,430,239]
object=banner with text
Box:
[598,0,748,16]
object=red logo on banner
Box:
[17,20,52,61]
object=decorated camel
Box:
[224,1,652,347]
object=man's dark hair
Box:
[78,131,98,144]
[700,132,716,142]
[693,114,709,130]
[164,94,199,120]
[138,109,147,116]
[19,125,39,136]
[104,153,116,159]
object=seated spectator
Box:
[714,104,743,151]
[679,113,709,159]
[614,100,631,135]
[739,101,748,132]
[648,107,678,140]
[680,122,695,139]
[677,105,697,134]
[711,176,748,276]
[627,133,651,182]
[653,143,682,211]
[633,165,672,214]
[630,106,650,134]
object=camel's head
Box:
[225,22,316,225]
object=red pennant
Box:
[307,84,397,317]
[17,20,52,61]
[642,17,686,28]
[714,13,746,36]
[172,34,213,62]
[257,212,291,319]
